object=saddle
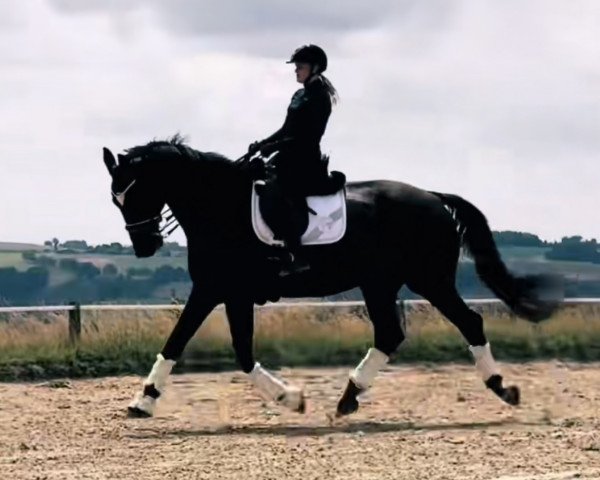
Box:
[249,158,347,247]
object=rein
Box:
[124,207,180,238]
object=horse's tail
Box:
[431,192,561,323]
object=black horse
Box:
[102,137,560,418]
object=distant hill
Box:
[1,238,599,304]
[0,242,44,252]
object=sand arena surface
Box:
[1,362,600,479]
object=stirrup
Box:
[278,252,310,277]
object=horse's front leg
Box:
[337,286,404,416]
[128,286,220,417]
[225,299,305,413]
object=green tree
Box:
[127,267,153,278]
[545,236,600,263]
[62,240,88,250]
[102,263,119,276]
[493,231,545,247]
[58,258,79,271]
[78,262,101,279]
[21,251,37,261]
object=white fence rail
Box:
[1,298,598,314]
[0,298,598,346]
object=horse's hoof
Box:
[485,375,519,406]
[336,396,359,417]
[502,385,520,406]
[336,380,363,417]
[280,387,306,413]
[127,393,156,418]
[296,395,307,414]
[127,406,152,418]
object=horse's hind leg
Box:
[225,299,305,413]
[336,285,405,417]
[418,284,520,406]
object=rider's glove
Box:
[248,141,262,156]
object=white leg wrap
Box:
[350,348,389,390]
[128,354,176,416]
[469,343,500,382]
[144,353,176,391]
[249,362,303,410]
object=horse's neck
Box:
[164,158,251,244]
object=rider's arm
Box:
[257,89,302,148]
[260,89,331,155]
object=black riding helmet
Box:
[286,44,328,73]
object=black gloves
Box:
[248,140,281,157]
[248,141,262,156]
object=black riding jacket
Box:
[260,75,332,162]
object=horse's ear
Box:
[103,147,117,175]
[117,153,126,165]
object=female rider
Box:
[249,44,338,271]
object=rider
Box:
[248,44,338,270]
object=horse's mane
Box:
[125,134,234,167]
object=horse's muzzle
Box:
[131,232,164,258]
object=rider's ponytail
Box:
[320,74,339,105]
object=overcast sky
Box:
[1,0,598,245]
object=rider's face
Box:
[294,62,312,83]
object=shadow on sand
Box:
[125,418,548,440]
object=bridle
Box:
[112,180,180,238]
[111,147,249,240]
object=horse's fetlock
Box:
[143,383,161,399]
[484,373,503,392]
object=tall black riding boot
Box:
[279,237,310,277]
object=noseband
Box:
[125,215,162,235]
[123,207,179,238]
[111,155,181,239]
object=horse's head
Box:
[102,146,167,257]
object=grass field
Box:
[0,302,598,381]
[0,252,27,269]
[0,242,44,252]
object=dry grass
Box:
[0,312,71,362]
[0,302,598,379]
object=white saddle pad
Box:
[251,183,347,246]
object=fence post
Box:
[68,301,81,346]
[397,300,406,336]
